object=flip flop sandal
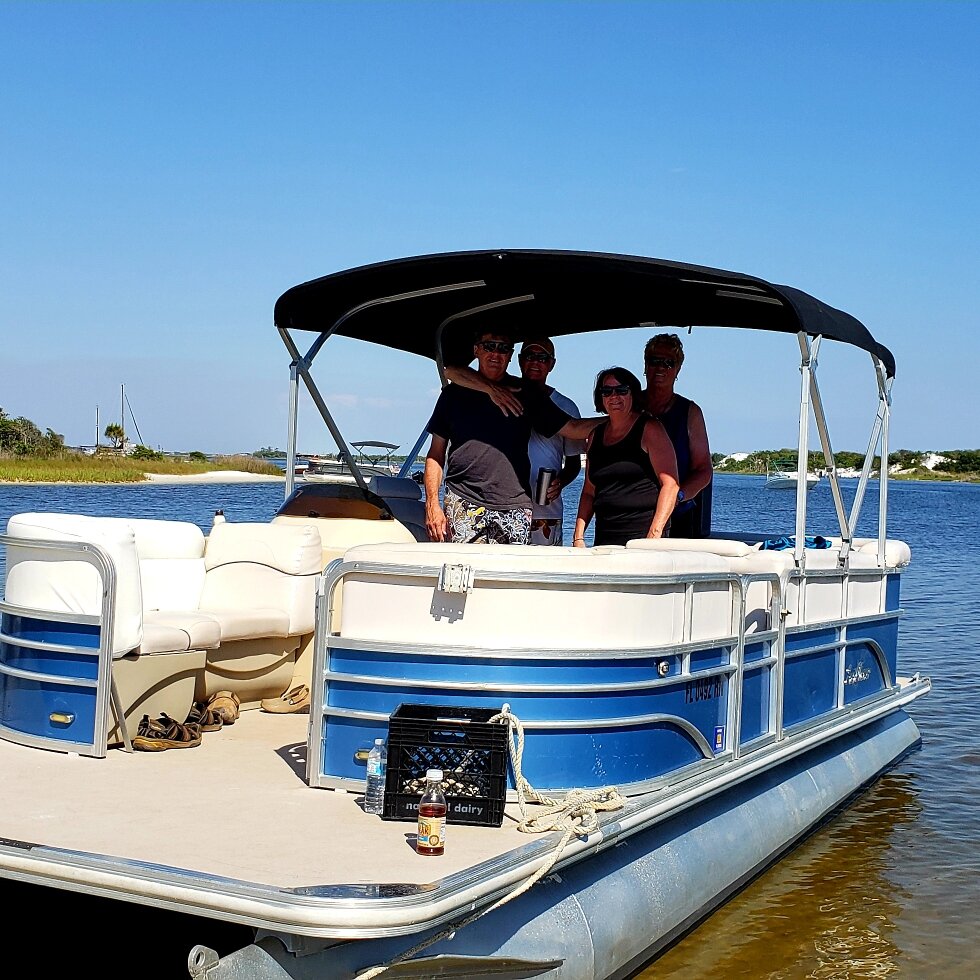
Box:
[206,691,241,726]
[260,683,311,714]
[133,712,203,751]
[186,701,223,732]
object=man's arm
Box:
[558,416,604,441]
[684,402,713,498]
[423,435,449,542]
[442,365,524,417]
[642,420,680,539]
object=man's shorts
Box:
[530,518,563,546]
[445,489,532,545]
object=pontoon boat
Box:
[0,249,929,980]
[304,441,401,484]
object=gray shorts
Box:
[529,518,563,546]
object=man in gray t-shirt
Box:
[425,330,600,545]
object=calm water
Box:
[1,474,977,977]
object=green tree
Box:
[130,444,163,460]
[104,423,125,450]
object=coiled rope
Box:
[355,704,626,979]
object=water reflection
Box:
[641,774,921,978]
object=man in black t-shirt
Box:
[424,330,601,544]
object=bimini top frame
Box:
[275,249,896,561]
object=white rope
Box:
[355,704,626,979]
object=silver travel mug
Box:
[535,468,558,506]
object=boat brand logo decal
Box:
[685,677,723,703]
[714,726,725,751]
[844,661,872,685]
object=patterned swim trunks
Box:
[444,489,532,545]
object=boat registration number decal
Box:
[685,677,723,703]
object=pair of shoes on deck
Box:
[260,683,311,714]
[133,713,203,751]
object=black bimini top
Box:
[274,249,895,377]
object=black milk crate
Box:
[381,703,509,827]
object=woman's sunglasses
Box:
[477,340,514,355]
[600,384,631,397]
[645,356,677,369]
[520,351,552,363]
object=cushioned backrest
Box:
[855,539,912,566]
[4,512,143,656]
[627,538,757,558]
[273,515,416,567]
[201,522,322,634]
[127,518,206,612]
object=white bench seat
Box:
[3,513,323,749]
[142,611,222,654]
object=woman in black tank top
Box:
[573,367,680,547]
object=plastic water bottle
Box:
[364,738,386,815]
[416,768,447,855]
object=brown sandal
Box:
[206,691,241,726]
[133,713,203,751]
[186,701,223,732]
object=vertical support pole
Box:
[794,334,817,566]
[878,372,891,567]
[285,360,300,499]
[729,578,747,760]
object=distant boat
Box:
[304,441,400,483]
[766,457,822,490]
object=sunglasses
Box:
[600,384,631,397]
[645,356,677,369]
[520,351,552,363]
[477,340,514,355]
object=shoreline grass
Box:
[0,454,283,484]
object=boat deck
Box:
[0,709,540,889]
[0,708,580,939]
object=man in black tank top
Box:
[642,333,714,538]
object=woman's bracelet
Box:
[573,536,585,542]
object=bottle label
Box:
[367,757,383,777]
[417,814,446,849]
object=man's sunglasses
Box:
[645,356,677,369]
[520,351,552,363]
[477,341,514,355]
[600,384,631,397]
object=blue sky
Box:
[1,1,976,457]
